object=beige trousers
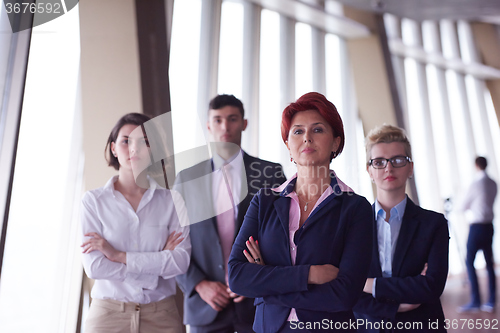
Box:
[85,296,183,333]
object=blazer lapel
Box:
[300,174,343,228]
[274,196,292,238]
[371,204,383,277]
[235,152,255,232]
[392,199,419,277]
[304,194,341,227]
[207,159,221,235]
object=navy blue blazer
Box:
[353,199,449,333]
[228,176,373,333]
[175,152,287,326]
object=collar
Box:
[375,195,407,221]
[104,175,158,197]
[475,170,487,180]
[271,170,353,197]
[212,149,244,171]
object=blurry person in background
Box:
[175,95,287,333]
[457,156,497,313]
[228,92,373,332]
[81,113,191,333]
[354,124,449,332]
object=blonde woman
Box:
[353,124,449,333]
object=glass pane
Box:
[325,33,348,181]
[484,89,500,273]
[404,58,436,209]
[0,2,12,149]
[325,34,343,113]
[0,7,82,333]
[426,64,454,199]
[465,75,488,155]
[445,70,476,178]
[295,22,313,99]
[218,0,244,99]
[259,9,281,164]
[169,0,206,165]
[485,89,500,174]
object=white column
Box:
[459,21,499,181]
[385,14,410,131]
[338,38,369,196]
[422,20,461,199]
[402,19,442,212]
[440,20,476,179]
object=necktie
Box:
[216,164,236,283]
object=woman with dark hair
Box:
[353,124,448,332]
[81,113,191,333]
[228,92,373,332]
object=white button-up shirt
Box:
[212,150,245,220]
[375,197,406,278]
[460,170,498,224]
[372,197,406,297]
[81,176,191,304]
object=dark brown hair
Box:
[475,156,487,170]
[209,94,244,118]
[105,113,151,170]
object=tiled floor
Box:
[441,269,499,333]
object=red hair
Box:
[281,92,345,157]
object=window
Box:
[258,9,281,165]
[169,0,206,170]
[218,0,244,99]
[325,33,371,199]
[0,7,82,332]
[0,1,12,151]
[387,15,500,274]
[295,22,313,99]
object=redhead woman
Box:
[228,92,373,332]
[81,113,191,333]
[353,124,449,332]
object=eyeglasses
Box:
[368,156,412,169]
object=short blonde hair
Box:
[365,124,412,164]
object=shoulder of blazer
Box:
[257,187,283,198]
[336,191,371,210]
[404,198,447,226]
[257,186,368,211]
[243,152,283,170]
[176,159,212,182]
[334,192,373,223]
[243,153,286,189]
[254,187,285,206]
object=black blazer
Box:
[175,151,287,326]
[228,176,373,333]
[353,199,449,332]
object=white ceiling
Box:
[330,0,500,22]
